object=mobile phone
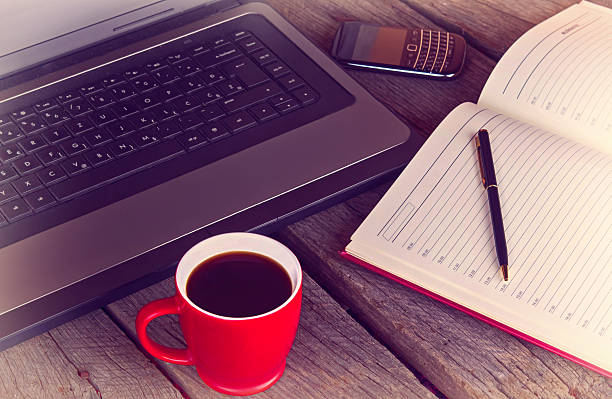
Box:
[330,22,467,79]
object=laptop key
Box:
[195,43,241,68]
[112,100,139,118]
[34,98,58,112]
[178,76,205,94]
[175,58,202,76]
[251,48,277,66]
[42,126,71,144]
[237,37,263,53]
[199,87,223,105]
[61,155,91,176]
[0,144,25,163]
[269,93,294,106]
[153,67,180,84]
[107,120,135,138]
[38,165,68,185]
[250,102,279,122]
[88,91,115,108]
[0,198,32,222]
[37,146,66,165]
[178,112,204,130]
[218,79,244,96]
[90,109,117,126]
[57,90,79,103]
[230,30,251,41]
[274,99,301,114]
[200,105,225,122]
[0,115,10,125]
[265,61,290,78]
[66,98,93,117]
[60,138,89,156]
[0,165,18,183]
[145,59,166,71]
[24,189,57,212]
[132,74,159,92]
[133,129,161,148]
[277,73,305,91]
[11,107,35,120]
[222,111,256,133]
[167,51,187,64]
[171,95,201,113]
[221,57,269,88]
[49,139,184,201]
[128,111,158,130]
[221,81,282,113]
[83,130,113,147]
[111,83,137,100]
[13,155,43,175]
[108,138,138,157]
[65,116,95,135]
[0,183,19,204]
[123,66,146,79]
[177,130,208,150]
[201,123,229,141]
[12,175,43,195]
[85,148,114,167]
[80,83,103,95]
[135,89,163,109]
[201,67,225,85]
[156,120,181,139]
[19,134,48,153]
[41,108,70,125]
[0,123,25,144]
[18,116,47,135]
[102,75,124,87]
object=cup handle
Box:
[135,296,194,365]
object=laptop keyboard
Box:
[0,30,321,226]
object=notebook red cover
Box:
[340,251,612,379]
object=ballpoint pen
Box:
[475,129,509,281]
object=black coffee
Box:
[186,251,293,318]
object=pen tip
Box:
[502,264,508,281]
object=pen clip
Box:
[475,135,486,187]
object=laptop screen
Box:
[0,0,218,79]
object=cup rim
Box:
[175,232,302,321]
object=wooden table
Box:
[1,1,611,397]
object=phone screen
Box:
[335,24,415,67]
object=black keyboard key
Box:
[11,107,35,120]
[221,57,269,88]
[24,189,57,212]
[274,99,301,114]
[201,67,225,85]
[221,81,282,113]
[34,98,58,112]
[230,30,251,41]
[0,123,25,144]
[188,43,209,56]
[269,93,294,106]
[0,144,25,162]
[156,120,181,139]
[167,51,187,64]
[152,67,180,84]
[1,198,32,222]
[178,112,204,130]
[90,109,117,126]
[18,116,47,135]
[37,146,66,165]
[111,83,137,100]
[80,83,103,95]
[145,59,166,71]
[222,111,256,133]
[38,165,68,185]
[107,120,136,138]
[250,102,279,122]
[85,148,114,167]
[13,155,42,175]
[198,87,223,105]
[265,61,290,78]
[57,90,79,103]
[218,79,244,96]
[61,155,91,176]
[18,134,47,153]
[132,74,159,92]
[211,37,229,48]
[195,43,241,67]
[159,86,183,102]
[49,140,184,201]
[12,175,43,195]
[177,130,208,150]
[60,138,89,156]
[201,123,229,141]
[200,104,225,122]
[237,37,263,53]
[123,66,146,79]
[0,183,19,204]
[174,58,202,76]
[277,73,305,91]
[171,95,201,113]
[133,129,161,148]
[66,98,93,117]
[108,138,138,157]
[41,108,70,125]
[0,115,10,125]
[42,126,71,144]
[251,48,276,65]
[178,76,205,94]
[150,103,179,121]
[0,165,17,183]
[128,111,158,130]
[65,116,95,135]
[102,75,124,87]
[112,100,139,118]
[88,91,115,108]
[84,129,113,147]
[135,89,163,109]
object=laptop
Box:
[0,0,424,349]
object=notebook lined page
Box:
[349,103,612,369]
[478,1,612,154]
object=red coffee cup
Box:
[136,233,302,396]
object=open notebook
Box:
[343,1,612,377]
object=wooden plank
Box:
[277,191,612,399]
[0,310,183,398]
[397,0,612,60]
[105,273,437,398]
[265,0,496,137]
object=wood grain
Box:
[277,194,612,399]
[0,310,183,399]
[104,273,436,398]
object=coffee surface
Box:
[186,251,293,317]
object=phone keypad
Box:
[406,30,456,74]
